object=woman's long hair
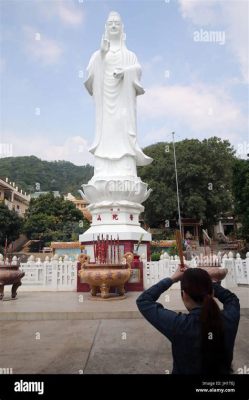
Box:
[181,268,231,374]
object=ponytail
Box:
[181,268,231,374]
[200,294,229,374]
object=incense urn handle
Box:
[198,266,228,282]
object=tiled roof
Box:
[51,242,81,249]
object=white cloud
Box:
[141,124,175,147]
[178,0,249,83]
[142,55,163,71]
[23,26,63,66]
[4,132,93,166]
[57,3,84,26]
[139,83,246,142]
[222,2,249,84]
[178,0,219,25]
[39,1,84,27]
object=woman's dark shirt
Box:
[136,278,240,374]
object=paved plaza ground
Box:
[0,287,248,374]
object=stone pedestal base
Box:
[79,175,152,243]
[79,224,151,243]
[79,173,151,295]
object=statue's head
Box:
[105,11,125,40]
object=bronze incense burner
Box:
[78,252,133,299]
[0,256,25,300]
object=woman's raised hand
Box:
[171,264,188,283]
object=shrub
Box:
[151,252,161,261]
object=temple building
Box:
[64,193,91,221]
[0,177,30,217]
[31,191,60,199]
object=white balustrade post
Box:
[245,252,249,285]
[143,261,150,289]
[51,256,58,290]
[222,252,237,288]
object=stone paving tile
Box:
[1,286,248,319]
[0,320,98,374]
[0,316,248,374]
[0,286,248,373]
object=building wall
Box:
[0,179,30,217]
[0,188,5,201]
[13,196,29,216]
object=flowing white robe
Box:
[85,47,152,168]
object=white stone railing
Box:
[143,252,249,289]
[19,255,77,291]
[234,254,249,285]
[143,256,196,290]
[1,251,249,292]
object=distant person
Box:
[137,267,240,374]
[184,244,192,261]
[185,231,192,240]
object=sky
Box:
[0,0,248,166]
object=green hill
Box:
[0,156,93,197]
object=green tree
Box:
[23,193,88,244]
[232,158,249,242]
[0,203,23,251]
[138,137,235,230]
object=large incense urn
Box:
[78,252,133,299]
[199,266,228,281]
[0,255,25,300]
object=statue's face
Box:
[106,14,122,37]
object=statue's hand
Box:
[101,38,110,53]
[113,67,124,80]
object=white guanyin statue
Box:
[84,10,152,178]
[79,11,152,243]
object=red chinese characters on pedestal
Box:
[112,214,118,220]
